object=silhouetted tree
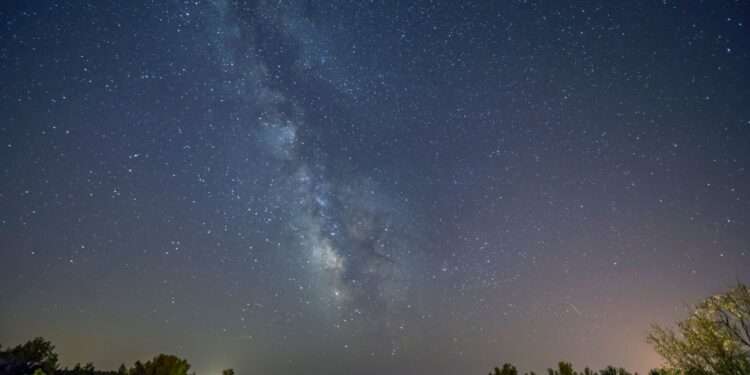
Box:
[0,337,59,375]
[599,366,632,375]
[491,363,518,375]
[129,360,146,375]
[0,338,204,375]
[143,354,190,375]
[222,369,234,375]
[647,282,750,374]
[68,362,97,375]
[558,361,574,375]
[647,369,679,375]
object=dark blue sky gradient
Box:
[1,1,749,374]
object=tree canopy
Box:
[0,337,59,375]
[647,282,750,375]
[0,341,191,375]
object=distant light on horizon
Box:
[1,1,748,374]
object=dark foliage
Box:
[0,337,58,375]
[0,338,191,375]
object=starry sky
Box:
[1,1,749,374]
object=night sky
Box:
[1,1,749,374]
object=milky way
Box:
[1,1,749,374]
[199,0,416,320]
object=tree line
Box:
[0,340,233,375]
[2,283,748,375]
[488,361,676,375]
[489,282,750,375]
